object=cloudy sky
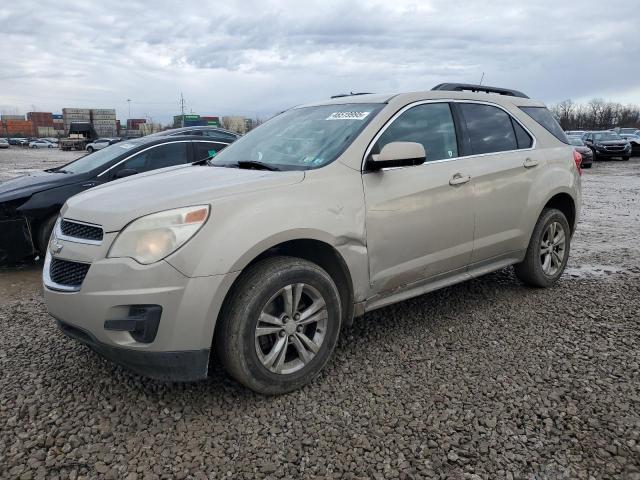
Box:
[1,0,639,123]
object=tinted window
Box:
[374,103,458,162]
[512,119,533,149]
[520,106,569,144]
[194,141,227,161]
[459,103,517,154]
[113,142,189,176]
[203,130,236,141]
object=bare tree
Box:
[549,98,640,130]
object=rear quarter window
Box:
[520,106,569,144]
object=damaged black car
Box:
[0,135,234,263]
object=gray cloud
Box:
[1,0,638,123]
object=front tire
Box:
[622,156,630,161]
[37,215,58,257]
[216,256,342,394]
[514,208,571,288]
[87,146,94,153]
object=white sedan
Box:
[29,139,55,149]
[86,138,114,153]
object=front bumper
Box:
[56,319,210,381]
[594,147,631,158]
[44,240,239,381]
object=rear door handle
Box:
[449,173,471,186]
[523,158,539,168]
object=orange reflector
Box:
[185,208,208,223]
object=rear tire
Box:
[87,146,94,153]
[514,208,571,288]
[216,256,342,394]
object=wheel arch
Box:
[215,238,356,343]
[542,192,577,233]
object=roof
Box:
[297,89,544,109]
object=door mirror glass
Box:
[115,168,138,178]
[369,142,426,170]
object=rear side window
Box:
[374,103,458,162]
[512,119,533,149]
[520,106,569,144]
[458,103,517,154]
[194,141,228,161]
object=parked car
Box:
[568,137,593,168]
[618,128,640,136]
[0,135,234,264]
[619,134,640,156]
[86,138,116,153]
[7,138,24,146]
[43,83,581,394]
[0,138,9,149]
[29,139,55,149]
[149,126,240,142]
[565,130,587,138]
[583,131,632,160]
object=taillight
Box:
[573,150,582,175]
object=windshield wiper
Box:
[236,160,280,171]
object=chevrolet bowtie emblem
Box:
[50,239,63,255]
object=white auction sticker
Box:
[326,111,371,120]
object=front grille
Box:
[60,219,103,241]
[49,258,90,287]
[604,145,624,151]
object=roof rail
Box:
[431,83,529,99]
[330,92,373,99]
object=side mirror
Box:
[115,168,138,179]
[367,142,426,170]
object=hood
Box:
[63,165,305,232]
[596,140,628,146]
[0,170,80,202]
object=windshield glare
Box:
[57,141,140,174]
[594,132,622,141]
[210,103,383,170]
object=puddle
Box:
[564,264,627,279]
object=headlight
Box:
[108,205,209,264]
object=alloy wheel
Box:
[254,283,328,375]
[540,221,566,276]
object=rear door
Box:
[363,102,476,293]
[454,102,544,266]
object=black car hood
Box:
[0,170,83,202]
[597,140,628,146]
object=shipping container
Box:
[62,108,91,115]
[37,126,55,137]
[1,114,25,121]
[52,114,63,120]
[90,109,116,116]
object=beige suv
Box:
[44,83,581,394]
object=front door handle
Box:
[523,158,539,168]
[449,173,471,186]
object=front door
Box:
[362,102,476,294]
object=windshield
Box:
[569,137,584,146]
[594,132,623,141]
[210,103,383,170]
[56,141,141,174]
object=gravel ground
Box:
[0,147,83,182]
[0,158,639,479]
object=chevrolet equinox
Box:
[44,83,581,394]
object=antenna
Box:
[180,92,185,128]
[479,72,485,86]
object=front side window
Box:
[459,103,517,154]
[112,142,189,177]
[210,103,383,170]
[373,103,458,162]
